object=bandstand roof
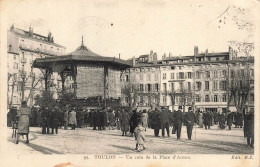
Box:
[33,39,132,70]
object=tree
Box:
[58,91,77,108]
[121,83,138,107]
[34,90,56,109]
[168,83,193,112]
[7,73,16,109]
[227,63,253,113]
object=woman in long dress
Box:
[140,109,148,131]
[16,101,31,144]
[198,111,203,128]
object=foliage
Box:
[34,90,56,108]
[227,63,253,112]
[58,91,77,109]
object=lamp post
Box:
[21,66,26,102]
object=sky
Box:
[2,0,258,60]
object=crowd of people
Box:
[7,102,254,149]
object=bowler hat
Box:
[188,107,192,110]
[178,106,183,109]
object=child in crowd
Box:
[134,122,146,152]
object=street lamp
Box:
[20,68,26,102]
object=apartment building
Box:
[7,25,66,108]
[121,46,254,112]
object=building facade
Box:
[7,25,66,108]
[121,46,254,112]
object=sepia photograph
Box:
[0,0,259,167]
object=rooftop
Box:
[33,38,132,69]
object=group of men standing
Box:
[149,106,196,140]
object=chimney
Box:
[205,49,208,56]
[29,27,33,36]
[194,46,199,57]
[162,53,166,60]
[132,56,136,66]
[119,53,121,59]
[153,52,158,64]
[169,52,172,57]
[10,24,14,31]
[229,46,233,60]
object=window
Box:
[222,95,227,102]
[125,75,129,81]
[188,82,191,91]
[139,84,144,92]
[125,97,129,104]
[171,73,174,79]
[230,70,235,78]
[163,73,166,80]
[155,83,159,92]
[163,83,167,92]
[222,70,227,77]
[188,72,192,78]
[214,71,218,77]
[205,81,209,90]
[220,81,227,90]
[196,82,201,91]
[240,69,245,76]
[195,95,201,102]
[163,96,167,103]
[155,74,158,81]
[147,84,151,92]
[13,62,18,69]
[250,69,254,77]
[9,45,12,52]
[250,94,254,102]
[205,95,210,102]
[195,71,201,78]
[179,82,183,91]
[206,71,210,78]
[216,58,219,61]
[179,72,184,79]
[171,83,175,92]
[148,74,151,81]
[140,74,143,81]
[140,96,144,104]
[213,81,218,90]
[214,95,218,102]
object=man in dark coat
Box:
[244,108,254,147]
[203,111,211,129]
[218,112,226,130]
[184,107,196,140]
[91,110,97,130]
[160,107,170,137]
[96,110,102,130]
[173,106,183,139]
[151,108,161,137]
[50,106,59,134]
[236,112,243,128]
[226,110,233,130]
[129,109,139,137]
[41,106,51,134]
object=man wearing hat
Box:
[160,107,170,137]
[173,106,183,139]
[184,107,196,140]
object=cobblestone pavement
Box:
[6,125,253,155]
